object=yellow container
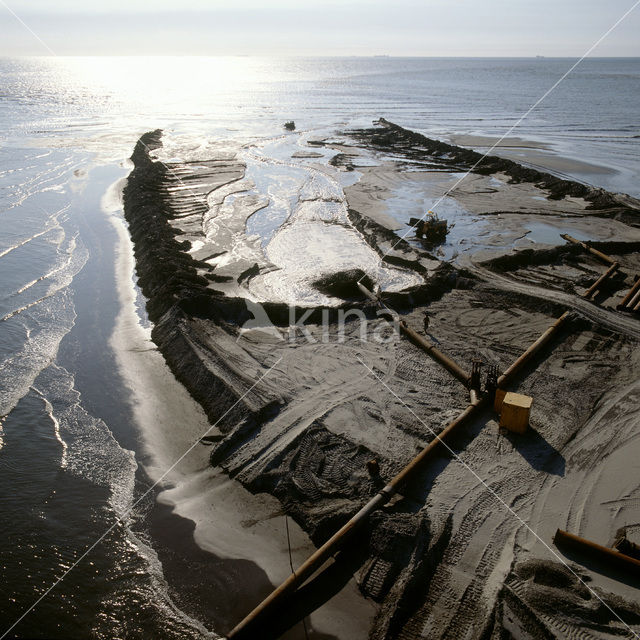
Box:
[499,392,532,434]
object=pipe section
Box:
[497,312,570,388]
[584,262,619,299]
[554,529,640,577]
[617,278,640,310]
[399,320,471,387]
[561,234,617,265]
[227,400,485,639]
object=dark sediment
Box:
[123,131,275,429]
[312,269,376,300]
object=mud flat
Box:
[123,121,640,639]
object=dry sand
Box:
[122,121,640,640]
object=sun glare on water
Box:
[60,56,270,112]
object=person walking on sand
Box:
[423,311,430,334]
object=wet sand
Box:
[122,121,640,639]
[109,161,375,639]
[446,133,618,177]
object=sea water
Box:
[0,56,638,639]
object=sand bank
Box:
[122,121,640,639]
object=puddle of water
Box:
[243,160,307,246]
[242,132,365,246]
[231,134,423,305]
[382,179,489,261]
[382,176,600,261]
[518,223,591,246]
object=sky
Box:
[1,0,639,57]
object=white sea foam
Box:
[0,157,81,211]
[11,232,78,297]
[0,288,78,417]
[31,359,216,638]
[31,385,68,469]
[0,229,86,324]
[0,205,69,259]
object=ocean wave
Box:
[1,232,86,323]
[0,225,86,416]
[0,205,69,259]
[28,363,216,639]
[34,364,136,517]
[0,156,81,211]
[0,289,77,417]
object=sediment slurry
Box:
[123,122,640,639]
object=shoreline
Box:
[110,166,375,639]
[122,121,640,639]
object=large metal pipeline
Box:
[627,286,640,312]
[399,319,471,387]
[226,311,572,639]
[357,281,380,303]
[357,281,471,387]
[617,278,640,310]
[554,529,640,577]
[561,234,617,266]
[226,399,485,640]
[497,312,570,388]
[583,262,619,299]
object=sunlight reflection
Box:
[55,56,271,113]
